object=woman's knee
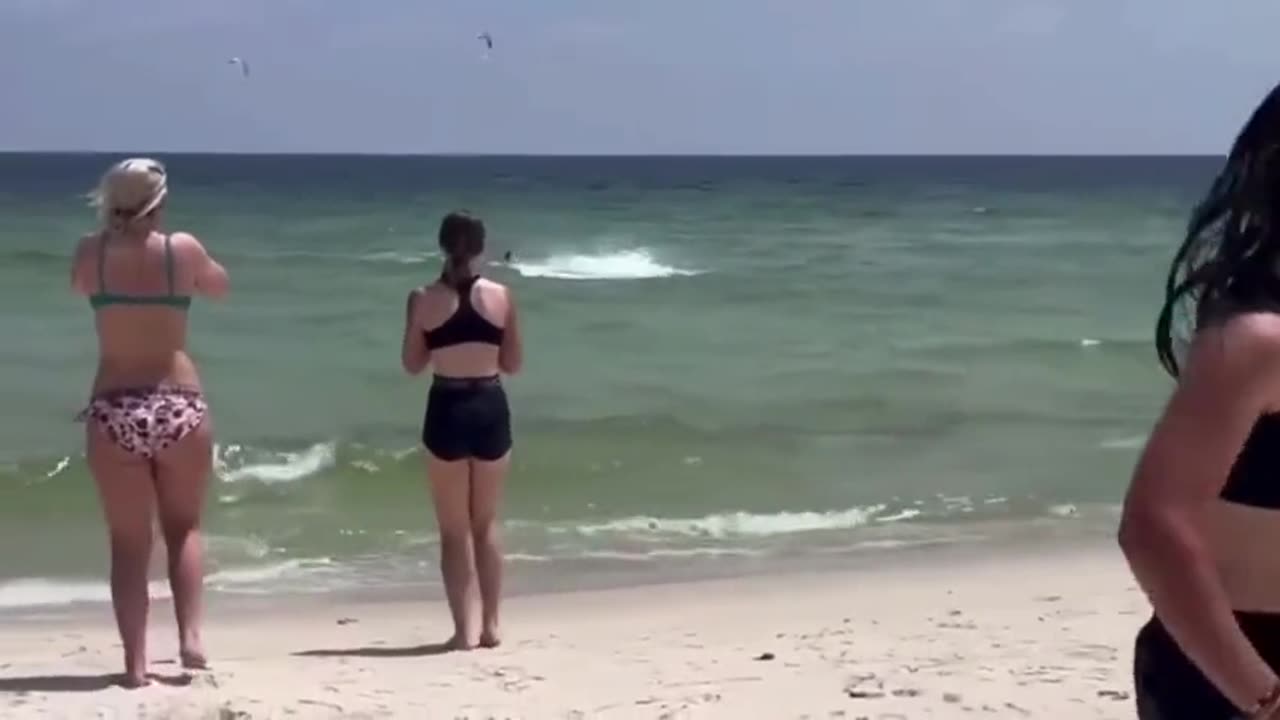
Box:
[437,509,472,546]
[108,525,154,561]
[470,516,499,545]
[160,517,201,547]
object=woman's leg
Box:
[152,418,213,669]
[427,454,476,649]
[469,454,509,648]
[86,423,156,688]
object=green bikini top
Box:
[88,234,192,310]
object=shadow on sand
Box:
[293,642,455,659]
[0,672,192,693]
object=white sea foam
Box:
[207,558,334,589]
[45,456,70,478]
[1100,434,1146,450]
[358,250,438,264]
[555,506,886,540]
[216,442,336,485]
[0,558,340,608]
[512,249,701,280]
[0,579,171,609]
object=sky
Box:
[3,0,1280,155]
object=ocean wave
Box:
[357,250,438,264]
[207,558,335,590]
[512,249,701,280]
[1100,434,1146,450]
[902,335,1147,355]
[549,506,886,540]
[0,578,171,609]
[0,248,67,267]
[215,442,336,485]
[213,248,439,265]
[505,549,763,563]
[0,558,336,608]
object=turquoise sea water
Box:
[0,154,1213,606]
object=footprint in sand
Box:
[1066,643,1117,662]
[844,674,886,699]
[890,688,922,698]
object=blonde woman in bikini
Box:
[69,159,228,687]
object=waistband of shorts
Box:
[430,375,501,390]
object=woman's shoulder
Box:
[476,277,513,298]
[73,232,100,259]
[166,231,205,252]
[1206,311,1280,348]
[1189,312,1280,391]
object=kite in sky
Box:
[227,57,250,78]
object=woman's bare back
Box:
[71,230,228,392]
[417,278,511,377]
[402,275,522,379]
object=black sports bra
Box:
[1220,415,1280,508]
[423,276,505,349]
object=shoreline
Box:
[0,513,1119,621]
[0,534,1143,718]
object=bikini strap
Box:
[163,234,176,296]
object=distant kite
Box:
[477,32,494,51]
[227,57,250,78]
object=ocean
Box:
[0,154,1212,608]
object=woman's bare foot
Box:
[179,630,208,669]
[443,633,475,652]
[119,672,151,689]
[479,626,501,649]
[180,647,208,670]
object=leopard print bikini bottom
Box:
[79,386,208,459]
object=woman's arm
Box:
[174,232,229,299]
[498,289,522,375]
[401,288,430,376]
[69,236,93,295]
[1120,314,1280,714]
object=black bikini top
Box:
[1220,415,1280,508]
[423,276,505,349]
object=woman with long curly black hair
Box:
[1121,84,1280,719]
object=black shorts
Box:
[421,376,512,462]
[1134,613,1280,719]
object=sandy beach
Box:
[0,539,1143,719]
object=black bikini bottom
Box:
[1134,613,1280,719]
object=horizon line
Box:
[0,150,1227,159]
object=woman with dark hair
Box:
[71,158,229,687]
[1121,84,1280,719]
[400,211,523,650]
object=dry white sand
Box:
[0,541,1145,719]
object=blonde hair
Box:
[89,158,169,232]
